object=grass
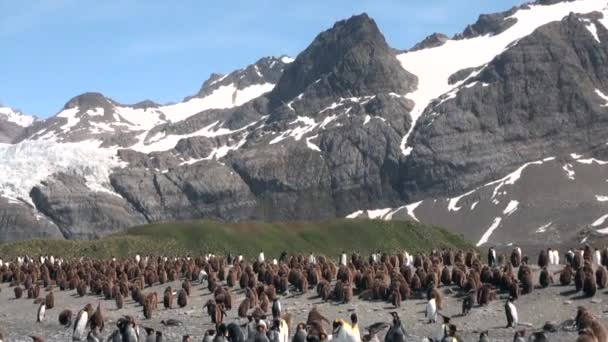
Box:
[0,219,474,259]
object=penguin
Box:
[161,319,183,327]
[505,297,518,328]
[203,329,216,342]
[30,337,45,342]
[426,295,437,324]
[254,321,269,342]
[116,292,124,310]
[141,326,154,342]
[538,250,548,268]
[478,331,489,342]
[595,249,602,266]
[436,316,450,342]
[293,323,308,342]
[86,328,101,342]
[36,302,46,323]
[227,323,245,342]
[340,252,348,267]
[73,306,90,341]
[361,322,388,342]
[350,313,361,342]
[59,309,73,327]
[90,303,104,333]
[385,312,407,342]
[272,298,282,319]
[258,251,265,264]
[577,328,598,342]
[177,289,188,308]
[45,291,54,309]
[488,247,497,267]
[462,295,473,316]
[183,336,194,342]
[332,318,360,342]
[513,330,525,342]
[539,267,552,288]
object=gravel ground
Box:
[0,264,605,342]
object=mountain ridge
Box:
[0,0,607,248]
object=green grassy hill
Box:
[0,219,473,259]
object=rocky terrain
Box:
[1,0,608,247]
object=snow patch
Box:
[56,107,81,132]
[133,118,263,153]
[0,107,36,127]
[346,210,363,219]
[404,201,422,222]
[160,83,274,123]
[595,89,608,106]
[596,227,608,234]
[470,201,479,210]
[563,163,575,180]
[476,217,503,247]
[596,195,608,202]
[577,158,608,165]
[593,214,608,227]
[447,189,476,212]
[486,157,555,199]
[280,56,295,64]
[305,135,321,152]
[536,222,552,233]
[367,208,392,220]
[503,200,519,216]
[586,22,601,42]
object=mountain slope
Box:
[0,107,36,143]
[1,0,608,245]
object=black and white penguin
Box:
[505,297,518,328]
[488,247,497,267]
[227,323,245,342]
[512,330,525,342]
[425,295,437,324]
[272,298,282,319]
[292,323,308,342]
[203,329,216,342]
[36,302,46,323]
[385,312,407,342]
[73,306,89,341]
[478,331,489,342]
[144,327,157,342]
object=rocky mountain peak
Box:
[267,13,418,113]
[63,92,115,111]
[409,33,449,51]
[192,56,289,101]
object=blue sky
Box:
[0,0,526,118]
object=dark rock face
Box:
[0,198,63,241]
[110,162,257,223]
[454,7,519,40]
[0,121,23,143]
[29,173,147,239]
[409,33,449,52]
[267,14,418,118]
[403,14,608,200]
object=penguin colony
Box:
[0,246,606,341]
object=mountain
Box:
[1,0,608,248]
[0,107,36,143]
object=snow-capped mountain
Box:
[0,107,36,143]
[1,0,608,245]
